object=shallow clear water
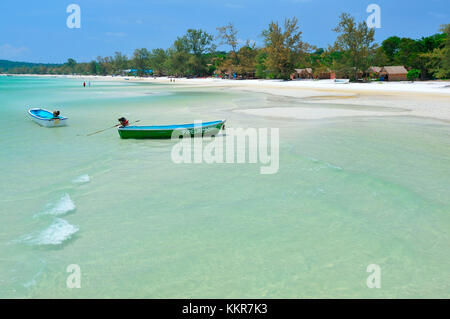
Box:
[0,76,449,298]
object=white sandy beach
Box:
[4,74,450,121]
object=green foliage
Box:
[216,23,241,76]
[372,46,389,67]
[165,37,192,76]
[333,13,376,80]
[381,36,401,60]
[132,48,151,76]
[407,69,421,81]
[165,29,215,76]
[235,42,258,78]
[422,24,450,79]
[216,23,238,54]
[0,60,59,74]
[185,29,215,76]
[88,61,97,75]
[112,52,129,75]
[381,31,447,79]
[1,16,448,81]
[184,29,215,56]
[262,17,312,79]
[254,50,267,78]
[66,58,77,69]
[382,37,422,72]
[149,49,167,76]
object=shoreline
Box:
[3,73,449,93]
[3,73,450,121]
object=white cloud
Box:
[0,44,30,60]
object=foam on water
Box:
[307,157,343,171]
[24,218,79,246]
[22,258,46,288]
[36,194,76,217]
[0,255,47,297]
[73,174,90,184]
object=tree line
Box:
[2,13,449,81]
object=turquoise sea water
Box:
[0,76,449,298]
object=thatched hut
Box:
[290,68,313,80]
[380,66,408,81]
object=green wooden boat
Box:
[118,120,226,139]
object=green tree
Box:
[132,48,151,76]
[217,23,238,53]
[217,23,239,65]
[165,29,215,76]
[333,13,376,80]
[381,36,401,61]
[382,33,446,79]
[183,29,215,56]
[112,52,129,75]
[407,69,421,81]
[420,25,450,79]
[372,46,389,66]
[87,61,97,75]
[149,48,168,76]
[66,58,77,74]
[310,48,345,78]
[183,29,215,76]
[96,56,113,75]
[95,63,102,75]
[235,41,258,78]
[255,50,268,78]
[397,38,422,69]
[165,38,191,76]
[442,24,450,72]
[262,17,311,79]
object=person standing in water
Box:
[83,81,86,87]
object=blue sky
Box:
[0,0,448,63]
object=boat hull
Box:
[118,120,226,139]
[28,108,68,127]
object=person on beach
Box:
[83,81,86,87]
[52,110,60,118]
[118,117,129,127]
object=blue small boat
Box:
[28,108,68,127]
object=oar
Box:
[84,120,140,136]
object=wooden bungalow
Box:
[380,66,408,81]
[313,69,331,79]
[290,68,313,80]
[315,70,342,79]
